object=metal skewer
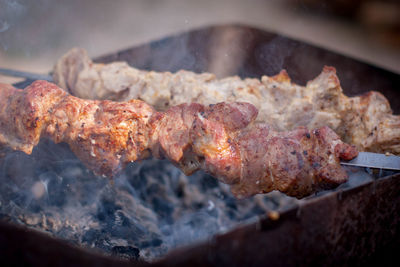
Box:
[0,67,53,82]
[1,67,400,171]
[340,152,400,171]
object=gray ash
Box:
[0,139,386,261]
[0,139,297,260]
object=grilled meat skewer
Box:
[53,48,400,155]
[0,81,357,198]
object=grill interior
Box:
[1,24,400,266]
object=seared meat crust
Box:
[0,81,357,198]
[53,48,400,155]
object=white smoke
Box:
[0,0,27,50]
[0,21,10,33]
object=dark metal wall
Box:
[4,24,400,266]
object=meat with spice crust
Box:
[53,48,400,155]
[0,81,357,198]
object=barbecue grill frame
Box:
[3,24,400,266]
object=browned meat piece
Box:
[53,48,400,155]
[0,81,154,177]
[0,81,357,198]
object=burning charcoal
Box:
[193,202,204,210]
[206,201,218,218]
[139,237,163,248]
[151,238,163,247]
[26,200,42,213]
[41,172,66,207]
[200,174,219,191]
[97,198,121,223]
[174,182,185,198]
[110,210,147,239]
[0,137,381,261]
[0,213,14,223]
[82,229,103,245]
[111,245,140,261]
[126,165,150,190]
[147,183,162,194]
[151,196,174,219]
[1,146,304,260]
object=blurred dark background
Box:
[0,0,399,84]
